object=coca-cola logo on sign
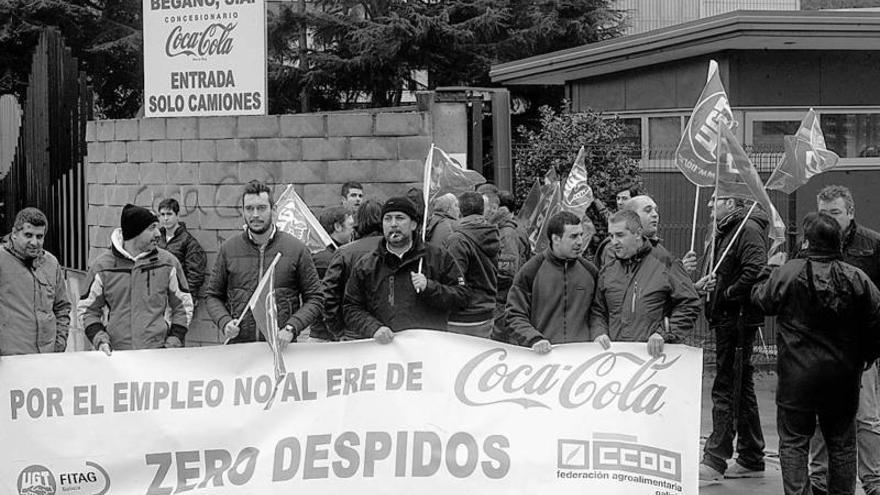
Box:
[165,23,237,58]
[454,348,678,414]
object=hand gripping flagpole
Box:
[223,252,283,345]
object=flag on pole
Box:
[420,144,487,239]
[716,125,787,253]
[675,60,735,187]
[275,185,334,254]
[561,146,594,217]
[244,252,286,408]
[766,109,840,194]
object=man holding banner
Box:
[204,180,324,346]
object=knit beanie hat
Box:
[382,197,418,221]
[121,204,158,240]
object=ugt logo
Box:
[17,465,56,495]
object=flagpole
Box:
[710,202,757,275]
[690,185,700,253]
[709,132,721,277]
[224,252,282,345]
[420,144,434,244]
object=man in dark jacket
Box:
[157,198,207,298]
[752,212,880,495]
[590,209,700,357]
[489,191,531,342]
[0,207,71,355]
[425,193,459,247]
[313,199,383,342]
[811,185,880,495]
[312,206,354,279]
[344,197,468,343]
[697,197,769,481]
[506,211,597,353]
[204,180,323,346]
[444,192,500,338]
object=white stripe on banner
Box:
[0,331,702,494]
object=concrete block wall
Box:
[85,112,432,346]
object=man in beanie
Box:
[80,204,194,354]
[344,196,468,343]
[0,207,71,355]
[205,180,323,346]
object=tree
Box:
[513,104,641,209]
[268,0,624,113]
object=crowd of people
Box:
[1,178,880,495]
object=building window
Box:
[820,114,880,158]
[648,116,682,159]
[752,120,800,152]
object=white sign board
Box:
[0,331,702,494]
[143,0,267,117]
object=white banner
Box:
[143,0,266,117]
[0,331,702,495]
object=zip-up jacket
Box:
[0,242,71,355]
[343,238,468,337]
[488,208,532,308]
[80,229,193,350]
[425,212,457,247]
[751,249,880,414]
[314,231,382,341]
[444,215,500,323]
[590,239,700,343]
[205,229,323,343]
[841,221,880,287]
[158,222,207,297]
[506,250,598,347]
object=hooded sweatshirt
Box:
[444,215,500,323]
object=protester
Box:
[810,185,880,495]
[340,181,364,210]
[344,197,467,343]
[0,207,71,355]
[204,180,323,347]
[489,190,532,342]
[751,212,880,495]
[425,192,459,247]
[80,204,193,353]
[444,192,500,338]
[696,197,769,482]
[506,211,597,353]
[313,206,355,279]
[478,183,500,219]
[406,187,425,224]
[595,194,664,268]
[157,198,207,298]
[315,199,383,342]
[615,183,640,210]
[589,209,700,357]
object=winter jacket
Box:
[506,250,598,347]
[425,212,457,247]
[204,229,324,343]
[0,243,70,355]
[343,238,468,337]
[590,239,700,343]
[444,215,500,323]
[158,222,207,297]
[705,207,769,327]
[80,229,193,350]
[841,221,880,287]
[751,249,880,414]
[312,243,337,280]
[314,231,383,341]
[488,207,532,308]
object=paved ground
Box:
[698,367,866,495]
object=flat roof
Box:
[490,10,880,85]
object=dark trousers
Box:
[702,323,766,473]
[778,406,857,495]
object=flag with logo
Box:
[675,60,735,187]
[422,145,486,204]
[766,109,840,194]
[716,125,787,252]
[275,184,334,254]
[560,146,594,217]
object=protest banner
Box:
[1,331,702,495]
[143,0,267,117]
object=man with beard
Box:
[205,180,323,347]
[80,204,193,353]
[696,196,769,481]
[589,209,700,357]
[344,197,468,343]
[0,207,71,355]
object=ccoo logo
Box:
[17,465,56,495]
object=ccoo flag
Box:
[766,109,840,194]
[716,125,786,253]
[675,60,735,187]
[561,146,594,217]
[275,184,334,253]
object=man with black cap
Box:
[344,196,468,343]
[79,204,194,354]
